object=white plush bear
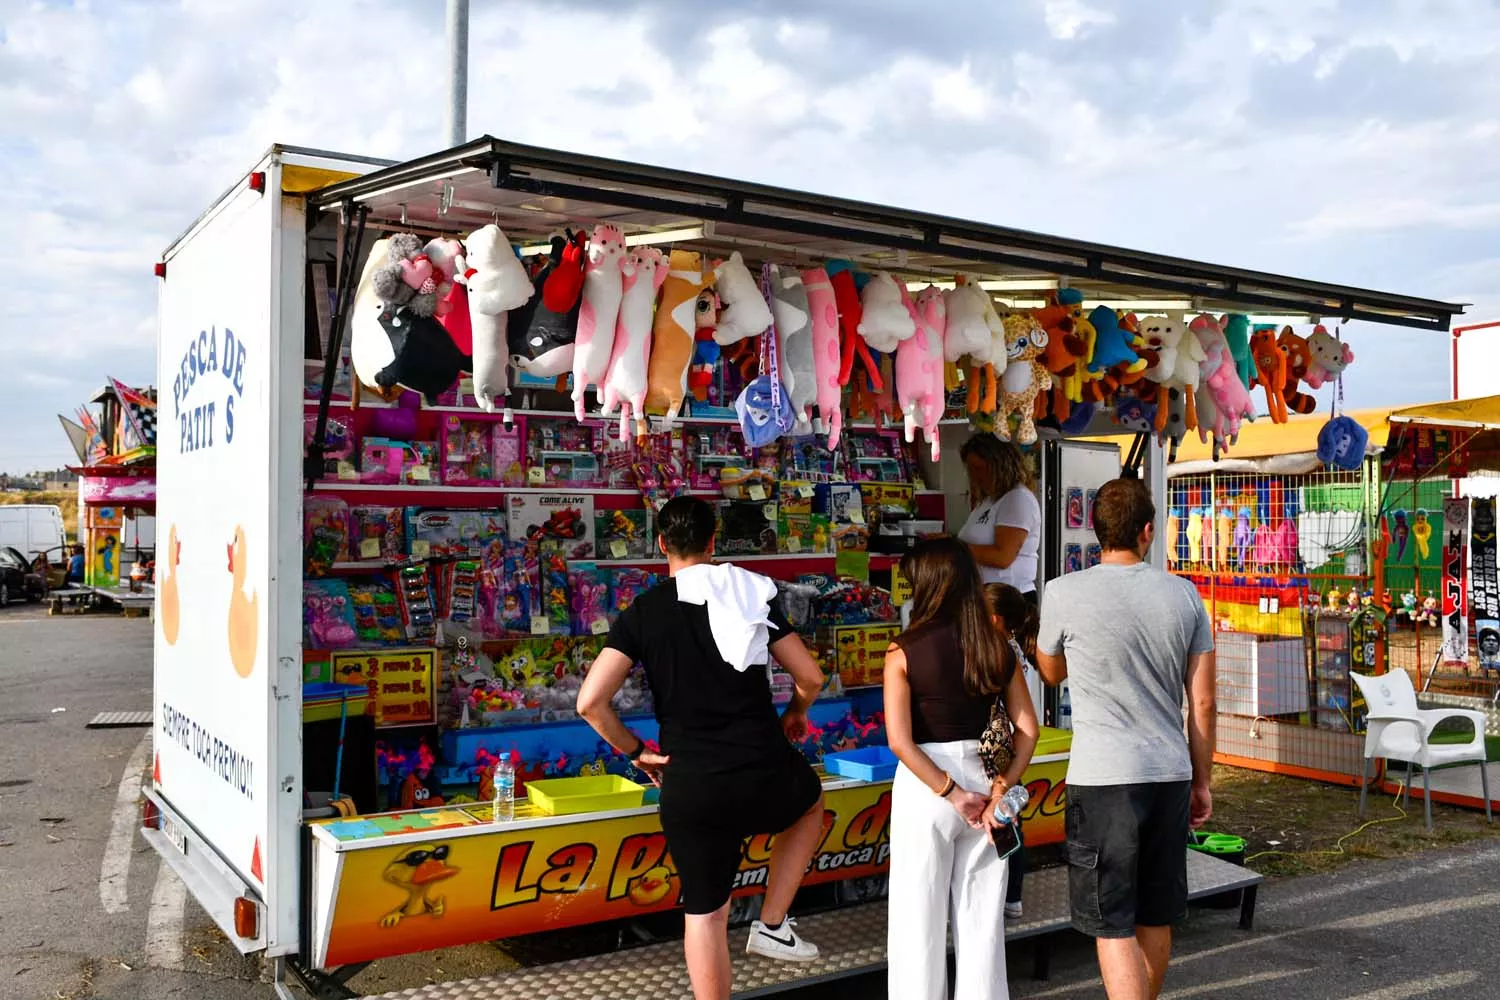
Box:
[769,265,816,435]
[712,251,773,345]
[942,280,992,364]
[858,272,917,353]
[465,225,533,412]
[600,247,667,442]
[350,238,396,394]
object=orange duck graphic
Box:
[227,526,259,678]
[380,844,459,928]
[159,525,181,646]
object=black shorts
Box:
[1065,781,1191,938]
[658,752,823,915]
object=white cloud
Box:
[1042,0,1116,40]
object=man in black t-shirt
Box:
[578,497,827,1000]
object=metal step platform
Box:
[358,852,1260,1000]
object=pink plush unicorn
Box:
[572,223,627,420]
[1194,319,1255,449]
[897,284,946,461]
[601,247,667,443]
[802,266,845,447]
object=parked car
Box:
[0,546,45,606]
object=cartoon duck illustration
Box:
[627,865,675,908]
[227,526,259,678]
[379,843,459,928]
[159,525,181,646]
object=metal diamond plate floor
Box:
[86,710,153,728]
[359,853,1260,999]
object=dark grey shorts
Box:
[1065,781,1191,938]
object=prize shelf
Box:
[328,552,901,574]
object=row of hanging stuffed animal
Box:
[345,223,1353,457]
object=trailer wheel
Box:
[0,583,9,607]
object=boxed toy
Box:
[350,505,405,562]
[779,480,817,516]
[779,513,832,554]
[405,508,506,560]
[829,622,901,688]
[346,577,405,645]
[568,562,612,636]
[508,493,596,558]
[304,496,351,575]
[402,441,439,485]
[595,508,653,560]
[304,579,359,649]
[608,567,661,615]
[491,421,526,487]
[442,416,512,486]
[360,437,405,485]
[822,483,865,524]
[716,500,778,556]
[527,417,601,487]
[718,466,777,502]
[303,414,356,481]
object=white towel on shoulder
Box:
[674,563,779,671]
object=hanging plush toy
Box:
[824,261,882,392]
[424,238,472,356]
[1221,314,1255,389]
[1032,290,1089,422]
[858,272,917,353]
[687,289,720,402]
[1193,317,1255,453]
[1304,325,1355,389]
[1140,315,1203,434]
[943,278,995,416]
[508,231,584,382]
[713,251,773,346]
[350,238,399,399]
[996,315,1051,445]
[769,265,816,436]
[645,250,712,426]
[895,285,946,461]
[1276,327,1318,414]
[372,234,439,318]
[801,266,844,446]
[373,308,470,405]
[1087,306,1145,377]
[1249,325,1290,423]
[572,223,628,421]
[600,247,667,443]
[461,225,532,411]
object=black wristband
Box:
[627,738,647,762]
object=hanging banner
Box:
[1471,498,1499,669]
[1441,499,1470,663]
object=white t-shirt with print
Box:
[959,486,1041,591]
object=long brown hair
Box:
[985,583,1038,663]
[959,433,1032,505]
[899,537,1014,695]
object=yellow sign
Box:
[891,566,912,606]
[829,624,901,687]
[329,648,436,727]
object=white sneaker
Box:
[1005,901,1023,920]
[747,917,819,961]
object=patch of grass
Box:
[1210,763,1500,878]
[0,490,78,540]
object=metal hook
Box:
[439,180,455,216]
[399,204,409,226]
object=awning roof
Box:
[307,137,1465,331]
[1387,395,1500,430]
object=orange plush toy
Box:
[1249,326,1289,423]
[1031,290,1089,422]
[1275,326,1318,415]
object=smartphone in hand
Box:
[991,819,1023,861]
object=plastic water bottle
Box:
[492,752,514,824]
[1058,682,1073,730]
[993,784,1030,824]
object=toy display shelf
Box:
[325,552,903,574]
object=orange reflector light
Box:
[234,897,258,940]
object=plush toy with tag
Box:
[1249,325,1290,423]
[507,231,584,383]
[801,266,845,446]
[687,289,721,402]
[462,225,533,410]
[897,285,947,461]
[996,315,1051,445]
[1276,327,1318,414]
[769,265,816,435]
[572,223,628,420]
[858,272,917,353]
[645,250,712,425]
[1304,325,1355,389]
[600,247,667,443]
[713,251,773,346]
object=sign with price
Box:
[329,648,437,727]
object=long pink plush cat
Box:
[572,223,627,420]
[897,284,946,461]
[601,247,667,443]
[801,266,844,447]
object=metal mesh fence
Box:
[1168,463,1376,785]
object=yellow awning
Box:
[1387,395,1500,431]
[1092,407,1393,462]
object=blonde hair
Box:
[960,433,1032,504]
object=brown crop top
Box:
[893,621,992,744]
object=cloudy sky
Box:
[3,0,1497,474]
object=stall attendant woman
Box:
[884,537,1039,1000]
[959,434,1041,600]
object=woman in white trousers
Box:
[884,538,1039,1000]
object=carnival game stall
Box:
[64,378,158,608]
[139,140,1464,995]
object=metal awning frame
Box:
[308,136,1465,331]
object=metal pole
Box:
[445,0,469,147]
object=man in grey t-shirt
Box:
[1037,478,1216,1000]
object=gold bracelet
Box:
[937,775,956,798]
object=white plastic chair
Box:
[1351,670,1492,832]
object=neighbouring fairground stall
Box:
[138,140,1462,997]
[1373,396,1500,815]
[62,378,158,608]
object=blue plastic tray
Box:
[823,746,898,783]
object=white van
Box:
[0,505,67,562]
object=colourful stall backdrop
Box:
[330,648,437,727]
[311,748,1069,969]
[86,505,125,588]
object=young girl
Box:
[986,582,1042,920]
[884,538,1039,1000]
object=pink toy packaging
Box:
[401,441,439,485]
[359,437,405,485]
[492,420,526,487]
[568,563,612,636]
[442,416,498,485]
[303,414,356,480]
[304,496,351,574]
[303,579,359,649]
[608,567,660,615]
[349,505,405,562]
